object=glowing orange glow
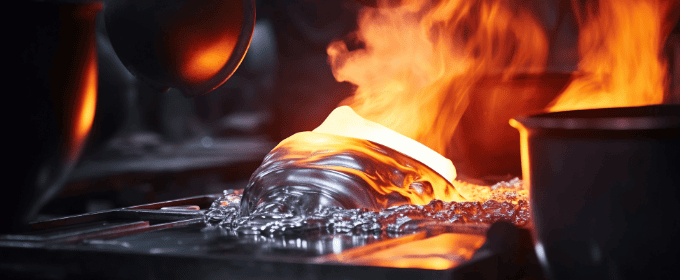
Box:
[278,131,466,206]
[313,106,456,183]
[297,106,520,205]
[507,121,532,200]
[182,36,237,83]
[66,38,98,161]
[327,0,548,156]
[75,55,97,147]
[164,0,243,85]
[549,0,675,111]
[339,233,485,270]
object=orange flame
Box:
[327,0,548,156]
[549,0,676,111]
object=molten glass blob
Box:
[240,131,465,217]
[313,106,456,183]
[205,130,529,236]
[205,107,528,238]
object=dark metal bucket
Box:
[510,105,680,279]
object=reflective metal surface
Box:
[223,132,529,236]
[241,132,465,217]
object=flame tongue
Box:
[313,106,456,183]
[327,0,548,158]
[548,0,675,112]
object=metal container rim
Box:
[510,104,680,131]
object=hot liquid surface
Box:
[239,132,467,217]
[205,133,528,236]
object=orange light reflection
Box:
[342,233,485,270]
[183,36,236,83]
[68,50,97,160]
[164,0,244,86]
[76,55,97,144]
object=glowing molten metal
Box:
[313,106,456,184]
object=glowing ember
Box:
[549,0,676,112]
